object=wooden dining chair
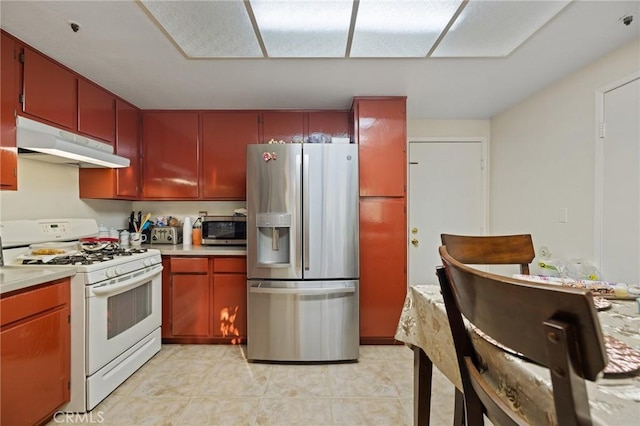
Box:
[437,245,608,425]
[438,233,536,424]
[440,233,535,275]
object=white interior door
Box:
[408,140,486,286]
[600,78,640,284]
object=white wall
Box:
[408,119,490,139]
[0,158,133,229]
[489,37,640,265]
[0,158,244,229]
[131,200,245,225]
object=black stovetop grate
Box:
[22,247,149,265]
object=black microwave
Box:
[201,216,246,245]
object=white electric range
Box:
[1,218,163,413]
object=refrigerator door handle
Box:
[249,286,355,295]
[303,153,310,271]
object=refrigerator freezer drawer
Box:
[247,280,359,362]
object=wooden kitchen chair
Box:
[440,233,535,275]
[437,233,536,424]
[437,245,607,426]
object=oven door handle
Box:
[90,264,163,297]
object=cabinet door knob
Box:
[411,238,419,247]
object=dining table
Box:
[395,284,640,426]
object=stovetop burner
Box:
[21,247,149,265]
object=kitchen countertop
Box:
[146,244,247,256]
[0,266,76,295]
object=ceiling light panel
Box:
[141,0,262,58]
[350,0,464,57]
[432,0,572,57]
[250,0,353,57]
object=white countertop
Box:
[147,244,246,256]
[0,266,76,295]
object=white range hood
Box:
[16,116,130,168]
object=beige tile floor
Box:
[47,344,456,426]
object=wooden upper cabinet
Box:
[77,79,115,144]
[201,111,259,199]
[78,100,140,199]
[261,111,305,143]
[353,97,407,197]
[1,32,18,190]
[142,112,199,199]
[308,111,350,139]
[22,47,76,130]
[114,100,140,198]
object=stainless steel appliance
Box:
[150,226,183,244]
[202,215,246,245]
[1,219,162,413]
[246,143,359,362]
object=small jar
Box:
[120,230,130,247]
[192,218,202,246]
[192,227,202,246]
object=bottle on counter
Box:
[192,217,202,246]
[183,216,192,246]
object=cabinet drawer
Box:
[213,257,246,273]
[170,257,208,273]
[1,278,70,327]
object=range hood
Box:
[16,116,130,168]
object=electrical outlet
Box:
[558,208,568,223]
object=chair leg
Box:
[414,346,433,426]
[454,389,465,426]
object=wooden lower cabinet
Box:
[1,278,71,426]
[212,257,247,343]
[162,255,246,344]
[359,197,407,344]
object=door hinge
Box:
[481,159,485,170]
[18,94,24,104]
[68,314,71,323]
[68,381,71,390]
[599,122,606,139]
[19,52,24,63]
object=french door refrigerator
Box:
[246,143,359,362]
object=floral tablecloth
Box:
[395,285,640,426]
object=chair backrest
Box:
[441,234,535,274]
[437,245,607,426]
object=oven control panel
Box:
[0,218,99,247]
[40,222,70,238]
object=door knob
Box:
[411,227,418,234]
[411,238,419,247]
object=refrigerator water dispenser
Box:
[256,213,291,265]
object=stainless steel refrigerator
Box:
[246,143,359,362]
